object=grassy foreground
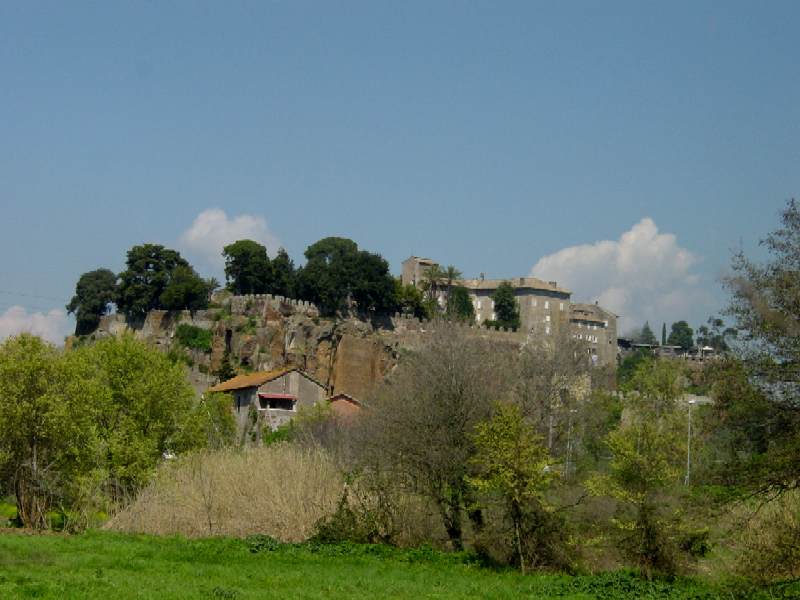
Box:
[0,530,794,600]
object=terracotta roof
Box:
[328,392,362,406]
[208,367,294,393]
[458,277,571,295]
[208,367,327,394]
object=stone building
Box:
[208,367,327,432]
[569,303,618,367]
[460,276,572,335]
[400,255,620,367]
[401,256,439,288]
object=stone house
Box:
[208,367,328,432]
[460,276,572,335]
[401,256,439,288]
[569,303,618,367]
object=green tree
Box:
[695,317,737,352]
[638,321,658,345]
[66,268,117,335]
[159,265,212,312]
[75,334,199,499]
[270,247,296,297]
[215,348,238,383]
[296,237,396,316]
[447,285,475,323]
[488,281,520,330]
[667,320,694,351]
[116,244,204,319]
[469,403,554,573]
[661,323,667,346]
[174,392,236,451]
[717,199,800,497]
[394,279,429,319]
[588,359,687,576]
[222,239,271,295]
[0,335,102,528]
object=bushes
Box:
[175,324,213,352]
[109,445,344,540]
[735,492,800,583]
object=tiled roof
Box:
[458,277,571,295]
[208,367,327,393]
[208,367,294,393]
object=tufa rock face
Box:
[93,293,401,399]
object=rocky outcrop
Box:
[92,292,531,398]
[93,292,402,398]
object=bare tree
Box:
[354,321,514,549]
[515,330,593,466]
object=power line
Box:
[0,289,65,302]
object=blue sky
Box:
[1,1,798,341]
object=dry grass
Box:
[108,444,343,541]
[733,490,800,583]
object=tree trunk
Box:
[511,500,526,574]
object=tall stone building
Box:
[569,303,618,367]
[400,256,619,366]
[401,256,439,288]
[459,276,571,336]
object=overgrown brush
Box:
[734,491,800,583]
[109,444,343,541]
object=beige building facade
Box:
[400,256,619,367]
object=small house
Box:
[208,367,327,432]
[327,392,362,423]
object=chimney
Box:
[519,277,524,285]
[549,281,558,288]
[480,272,485,281]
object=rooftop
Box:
[458,276,571,295]
[208,367,325,393]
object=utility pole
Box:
[684,399,696,486]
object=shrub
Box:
[736,491,800,583]
[175,324,213,352]
[109,445,344,541]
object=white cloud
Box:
[531,218,715,332]
[179,208,281,270]
[0,306,71,345]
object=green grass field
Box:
[0,530,795,599]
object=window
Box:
[476,300,481,309]
[491,312,496,321]
[544,301,549,309]
[559,302,564,311]
[532,298,537,307]
[545,325,551,335]
[491,300,495,309]
[475,313,480,322]
[545,315,551,322]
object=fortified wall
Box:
[93,291,602,400]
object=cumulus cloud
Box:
[179,208,281,270]
[0,306,71,345]
[531,218,714,332]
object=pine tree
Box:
[661,322,667,346]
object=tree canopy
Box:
[667,320,694,351]
[66,268,117,335]
[296,237,396,316]
[116,244,211,319]
[488,281,521,330]
[223,239,271,295]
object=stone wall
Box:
[93,292,615,399]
